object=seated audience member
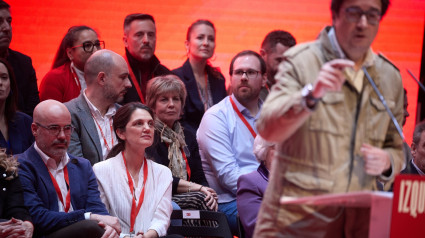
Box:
[0,149,33,238]
[39,25,105,103]
[93,102,180,238]
[405,121,425,175]
[0,58,33,154]
[122,13,171,104]
[237,135,275,238]
[197,50,266,234]
[0,0,39,117]
[259,30,296,101]
[17,100,120,238]
[145,75,217,211]
[172,19,227,134]
[66,49,131,165]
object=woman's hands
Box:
[200,186,218,211]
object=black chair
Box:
[168,210,233,238]
[236,214,245,238]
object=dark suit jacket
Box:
[0,112,34,155]
[237,163,269,238]
[0,167,32,222]
[122,49,171,104]
[7,49,40,117]
[172,59,227,134]
[146,127,208,194]
[401,160,421,175]
[17,145,109,237]
[65,94,120,165]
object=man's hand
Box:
[312,59,354,99]
[91,214,121,234]
[98,222,119,238]
[361,143,391,176]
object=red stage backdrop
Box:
[7,0,425,144]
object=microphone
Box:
[407,69,425,93]
[362,67,405,142]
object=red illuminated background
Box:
[7,0,425,144]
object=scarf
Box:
[155,119,189,180]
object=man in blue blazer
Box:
[66,50,131,165]
[17,100,120,238]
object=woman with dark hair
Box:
[39,25,105,103]
[0,149,33,238]
[172,19,227,134]
[93,102,178,238]
[146,75,217,212]
[0,58,33,154]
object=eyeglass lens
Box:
[233,69,259,79]
[345,7,381,25]
[82,41,105,52]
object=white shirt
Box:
[83,90,117,160]
[71,62,87,93]
[93,153,173,237]
[34,142,74,212]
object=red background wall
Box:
[7,0,425,144]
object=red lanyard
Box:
[45,164,71,212]
[123,55,145,104]
[229,97,257,138]
[70,65,82,91]
[90,111,114,152]
[265,84,270,93]
[122,152,148,232]
[165,143,191,180]
[180,148,191,181]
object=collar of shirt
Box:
[412,160,425,176]
[70,62,87,92]
[83,89,117,119]
[230,94,263,120]
[34,142,70,170]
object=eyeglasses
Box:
[232,69,260,79]
[344,6,381,25]
[36,123,74,136]
[70,40,105,53]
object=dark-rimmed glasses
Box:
[36,123,74,136]
[69,40,105,53]
[345,6,381,25]
[232,69,259,79]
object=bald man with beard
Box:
[17,100,120,238]
[66,50,131,165]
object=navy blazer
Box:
[17,145,109,237]
[0,112,34,155]
[172,59,227,134]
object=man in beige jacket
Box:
[254,0,404,237]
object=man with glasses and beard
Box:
[17,100,121,238]
[197,50,266,235]
[254,0,404,237]
[65,50,131,165]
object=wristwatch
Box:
[301,83,321,109]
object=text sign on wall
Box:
[391,175,425,237]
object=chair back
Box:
[168,210,233,238]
